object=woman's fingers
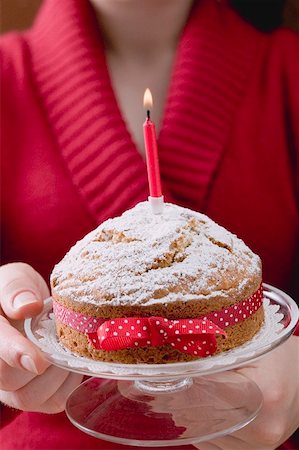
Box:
[0,315,49,374]
[0,263,81,415]
[0,359,36,391]
[38,372,84,414]
[0,368,83,414]
[0,365,69,411]
[0,263,50,320]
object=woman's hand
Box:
[195,335,299,450]
[0,263,83,413]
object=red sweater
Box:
[1,0,298,449]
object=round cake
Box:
[51,202,264,364]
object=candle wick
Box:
[146,110,151,120]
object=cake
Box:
[51,202,264,364]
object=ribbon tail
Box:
[87,332,102,350]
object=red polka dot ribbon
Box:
[88,316,226,357]
[53,284,263,357]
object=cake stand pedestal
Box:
[25,284,299,447]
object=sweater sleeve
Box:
[0,32,27,426]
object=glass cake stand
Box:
[25,284,299,447]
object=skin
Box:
[1,1,298,448]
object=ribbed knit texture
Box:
[30,0,150,224]
[29,0,259,222]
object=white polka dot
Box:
[209,326,213,329]
[83,317,87,321]
[143,326,147,331]
[206,351,210,355]
[202,321,206,325]
[243,314,247,318]
[92,339,96,343]
[183,346,188,350]
[131,326,135,330]
[189,320,193,324]
[191,340,194,344]
[225,322,229,326]
[113,331,118,336]
[189,330,193,334]
[214,313,218,317]
[85,328,88,332]
[235,318,238,322]
[194,351,198,355]
[202,330,206,333]
[111,321,115,324]
[124,319,128,323]
[168,325,173,329]
[198,346,202,350]
[224,310,228,314]
[126,332,130,336]
[136,320,140,324]
[229,314,233,318]
[182,325,186,328]
[171,343,175,347]
[134,342,138,346]
[250,310,253,314]
[220,318,223,321]
[80,321,83,325]
[239,310,242,314]
[89,323,92,328]
[118,325,123,329]
[175,330,179,334]
[105,327,110,332]
[216,330,220,334]
[234,306,238,310]
[156,321,160,325]
[177,338,181,342]
[202,341,207,345]
[160,329,164,334]
[147,340,151,345]
[93,319,97,323]
[137,332,142,337]
[195,325,200,329]
[76,326,79,330]
[164,318,168,322]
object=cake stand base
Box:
[65,371,263,447]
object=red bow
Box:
[88,316,226,357]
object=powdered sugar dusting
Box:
[51,202,261,306]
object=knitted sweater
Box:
[1,0,298,448]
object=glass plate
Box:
[24,284,298,380]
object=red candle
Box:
[143,89,162,198]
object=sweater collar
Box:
[29,0,260,223]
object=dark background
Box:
[0,0,298,35]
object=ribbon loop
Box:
[88,315,226,356]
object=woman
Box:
[0,0,298,449]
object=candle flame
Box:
[143,88,153,109]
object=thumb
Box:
[0,263,50,320]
